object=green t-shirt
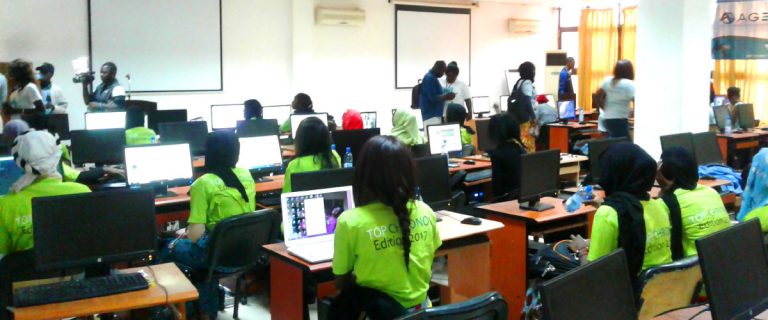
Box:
[125,127,157,146]
[744,206,768,232]
[674,185,731,257]
[280,118,292,134]
[0,177,91,257]
[282,151,341,194]
[460,127,473,145]
[332,200,442,308]
[59,144,80,182]
[588,199,673,272]
[188,167,257,231]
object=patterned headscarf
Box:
[11,130,62,193]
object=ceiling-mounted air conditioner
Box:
[316,8,366,26]
[508,19,540,34]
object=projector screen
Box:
[395,5,471,89]
[89,0,222,92]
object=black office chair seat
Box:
[397,291,508,320]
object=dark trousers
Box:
[604,118,630,139]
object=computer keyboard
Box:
[14,272,149,307]
[465,169,492,182]
[259,193,281,207]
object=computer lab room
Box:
[1,0,767,319]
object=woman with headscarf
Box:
[488,114,526,200]
[445,103,475,154]
[569,143,672,280]
[2,119,29,149]
[125,106,156,145]
[739,149,768,231]
[657,147,730,259]
[390,108,425,147]
[342,109,363,130]
[0,130,91,259]
[507,61,537,152]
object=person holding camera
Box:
[80,62,126,111]
[4,59,45,119]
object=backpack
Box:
[523,240,581,319]
[411,79,422,110]
[508,79,535,123]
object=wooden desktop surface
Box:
[653,305,768,319]
[154,175,285,207]
[449,158,492,173]
[13,263,197,320]
[548,122,598,130]
[478,197,596,224]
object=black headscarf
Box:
[659,147,699,260]
[598,143,656,278]
[244,99,263,120]
[445,103,475,134]
[204,131,249,202]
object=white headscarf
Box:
[11,130,62,193]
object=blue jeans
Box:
[160,236,220,319]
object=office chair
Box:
[396,292,508,320]
[635,256,702,320]
[185,209,280,319]
[0,250,69,320]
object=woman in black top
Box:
[488,113,527,201]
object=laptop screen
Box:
[281,186,355,245]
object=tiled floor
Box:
[217,293,319,320]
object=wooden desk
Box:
[559,154,588,185]
[653,304,768,319]
[449,158,492,174]
[263,211,504,320]
[13,263,198,320]
[717,132,762,167]
[547,123,599,153]
[478,198,597,318]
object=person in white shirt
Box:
[4,59,45,119]
[597,60,635,139]
[82,62,126,111]
[439,61,473,120]
[36,63,68,114]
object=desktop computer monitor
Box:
[558,100,576,121]
[0,156,23,196]
[415,155,451,210]
[660,132,694,154]
[713,95,727,106]
[158,121,208,157]
[519,149,561,211]
[472,96,491,116]
[210,104,245,130]
[237,135,283,180]
[692,132,724,165]
[360,112,377,129]
[22,113,71,140]
[713,105,730,132]
[426,123,463,156]
[738,103,755,129]
[331,128,381,166]
[262,105,292,125]
[32,189,157,276]
[292,168,355,192]
[84,111,126,130]
[588,137,630,184]
[696,219,768,320]
[475,118,497,152]
[281,186,355,243]
[236,119,280,138]
[70,128,127,166]
[290,113,329,138]
[147,109,187,132]
[540,249,637,320]
[500,95,510,113]
[125,143,193,197]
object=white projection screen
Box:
[395,6,471,89]
[89,0,222,92]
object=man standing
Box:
[82,62,126,111]
[558,57,575,100]
[36,63,68,114]
[419,61,455,125]
[440,62,473,120]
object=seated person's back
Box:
[0,131,91,257]
[488,114,526,200]
[657,147,730,258]
[390,108,425,146]
[739,149,768,231]
[283,117,340,193]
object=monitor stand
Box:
[84,264,114,278]
[519,199,555,212]
[152,184,178,199]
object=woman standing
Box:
[597,60,635,139]
[4,59,45,119]
[507,61,537,152]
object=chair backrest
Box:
[636,256,702,320]
[205,209,280,281]
[397,292,507,320]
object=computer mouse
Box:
[461,216,482,225]
[463,159,476,165]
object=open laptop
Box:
[280,186,355,263]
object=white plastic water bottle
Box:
[343,147,353,168]
[725,114,733,134]
[441,139,450,163]
[578,108,585,123]
[565,186,586,213]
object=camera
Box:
[73,72,95,84]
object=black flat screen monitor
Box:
[588,137,630,184]
[331,128,380,166]
[148,109,187,132]
[660,132,694,154]
[475,118,497,152]
[713,105,730,132]
[70,128,126,166]
[519,149,561,211]
[32,189,157,275]
[738,103,755,130]
[541,249,637,320]
[415,155,451,210]
[236,119,280,138]
[696,219,768,320]
[692,132,724,166]
[292,168,355,192]
[22,113,70,140]
[159,121,208,156]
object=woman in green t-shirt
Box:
[282,117,340,193]
[445,103,475,154]
[570,143,672,279]
[330,136,441,318]
[161,130,256,320]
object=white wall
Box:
[1,0,557,132]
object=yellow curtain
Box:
[715,60,768,124]
[620,6,637,64]
[578,8,618,111]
